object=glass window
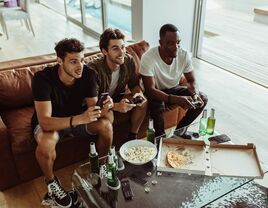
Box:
[197,0,268,87]
[84,0,103,34]
[39,0,65,15]
[106,0,132,39]
[66,0,82,22]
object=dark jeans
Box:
[147,85,208,137]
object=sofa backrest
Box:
[0,40,150,112]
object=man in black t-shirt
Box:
[31,38,113,208]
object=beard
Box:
[63,65,82,79]
[113,56,124,65]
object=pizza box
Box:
[156,138,264,178]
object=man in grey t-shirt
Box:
[140,24,208,137]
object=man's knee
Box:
[199,92,208,105]
[36,131,58,155]
[148,99,165,113]
[97,118,113,134]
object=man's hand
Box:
[101,95,114,116]
[132,92,147,107]
[81,106,101,123]
[192,94,204,108]
[114,98,136,113]
[171,95,195,110]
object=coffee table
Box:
[72,122,267,208]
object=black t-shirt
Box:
[31,64,97,128]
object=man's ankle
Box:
[175,126,187,136]
[45,176,56,184]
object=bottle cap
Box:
[149,118,154,129]
[210,108,215,117]
[90,142,96,154]
[203,109,207,118]
[110,145,116,156]
[108,154,114,164]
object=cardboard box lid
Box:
[157,138,264,178]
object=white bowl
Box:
[119,140,157,165]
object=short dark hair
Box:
[54,38,85,60]
[99,28,125,51]
[159,24,179,38]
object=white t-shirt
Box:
[140,46,193,90]
[109,69,120,96]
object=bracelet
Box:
[70,116,74,129]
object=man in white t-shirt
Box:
[140,24,208,137]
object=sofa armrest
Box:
[0,117,20,190]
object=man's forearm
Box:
[38,114,84,131]
[146,88,170,103]
[187,81,199,96]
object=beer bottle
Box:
[199,109,207,136]
[89,142,100,174]
[207,108,216,135]
[107,154,120,189]
[146,118,155,143]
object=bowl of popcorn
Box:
[119,140,157,165]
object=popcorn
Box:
[124,146,155,163]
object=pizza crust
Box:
[166,151,190,168]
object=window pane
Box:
[40,0,65,15]
[66,0,82,22]
[106,0,132,39]
[198,0,268,87]
[84,0,103,33]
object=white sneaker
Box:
[47,177,72,208]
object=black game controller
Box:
[130,96,144,104]
[191,100,202,107]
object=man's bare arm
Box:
[35,100,101,131]
[142,75,194,109]
[184,71,199,96]
[142,75,170,102]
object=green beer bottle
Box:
[107,154,120,189]
[199,109,207,136]
[89,142,99,174]
[146,118,155,143]
[207,108,216,135]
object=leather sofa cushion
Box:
[0,66,44,111]
[1,107,36,155]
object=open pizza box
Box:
[156,138,264,178]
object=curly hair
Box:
[54,38,85,60]
[99,28,125,51]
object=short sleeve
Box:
[84,67,97,98]
[140,51,154,77]
[32,71,52,101]
[183,51,193,73]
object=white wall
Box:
[132,0,196,52]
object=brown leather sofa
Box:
[0,40,186,190]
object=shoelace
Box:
[50,182,67,200]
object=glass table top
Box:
[72,160,252,208]
[71,122,267,208]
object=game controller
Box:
[191,100,202,107]
[129,96,144,104]
[96,92,109,108]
